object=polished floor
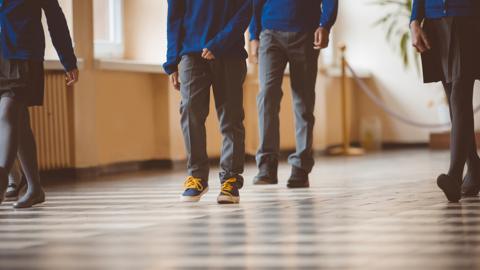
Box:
[1,149,480,270]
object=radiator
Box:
[29,71,75,171]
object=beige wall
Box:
[123,0,167,62]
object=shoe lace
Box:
[183,176,204,191]
[221,178,237,194]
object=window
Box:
[94,0,124,59]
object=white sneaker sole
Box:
[217,194,240,204]
[180,187,209,202]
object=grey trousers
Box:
[178,55,247,182]
[257,30,319,173]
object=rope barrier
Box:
[346,62,480,129]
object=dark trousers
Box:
[178,55,247,182]
[256,29,319,173]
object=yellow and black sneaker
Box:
[217,178,240,204]
[181,176,209,202]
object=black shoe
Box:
[13,189,45,209]
[462,168,480,197]
[253,158,278,185]
[437,174,461,202]
[287,166,310,188]
[5,176,26,201]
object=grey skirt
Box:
[421,16,480,83]
[0,52,45,106]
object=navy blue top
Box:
[411,0,480,22]
[0,0,77,71]
[163,0,252,75]
[249,0,338,41]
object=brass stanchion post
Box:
[328,45,364,156]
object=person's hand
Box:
[170,71,180,91]
[314,27,330,50]
[201,48,216,60]
[250,40,260,64]
[410,20,431,53]
[65,69,79,86]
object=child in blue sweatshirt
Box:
[410,0,480,202]
[0,0,79,209]
[249,0,338,188]
[164,0,252,204]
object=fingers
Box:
[313,30,321,49]
[250,41,259,64]
[201,49,208,59]
[66,69,79,86]
[421,32,431,51]
[413,35,428,53]
[170,72,180,91]
[202,49,215,60]
[313,28,329,50]
[410,22,431,53]
[413,42,426,53]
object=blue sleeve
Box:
[42,0,77,71]
[205,0,252,57]
[163,0,185,75]
[319,0,338,31]
[249,0,265,41]
[410,0,425,22]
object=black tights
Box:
[443,80,480,180]
[0,97,42,200]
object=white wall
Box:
[334,0,480,143]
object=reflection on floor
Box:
[1,149,479,270]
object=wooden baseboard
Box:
[40,144,436,185]
[430,132,480,150]
[40,159,173,185]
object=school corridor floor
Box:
[1,149,480,270]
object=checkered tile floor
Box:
[1,150,479,270]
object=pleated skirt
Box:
[0,51,45,106]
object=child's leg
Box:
[5,159,25,200]
[210,57,247,204]
[14,107,44,208]
[8,159,23,187]
[178,55,213,181]
[0,97,23,202]
[443,82,480,173]
[211,57,247,183]
[446,79,476,180]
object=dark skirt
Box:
[421,16,480,83]
[0,53,44,106]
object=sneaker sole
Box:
[180,187,209,202]
[217,195,240,204]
